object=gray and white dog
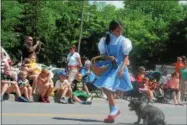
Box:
[128,99,166,125]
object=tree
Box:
[123,0,186,69]
[1,0,23,60]
[1,0,187,69]
[164,16,187,62]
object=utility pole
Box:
[78,0,85,53]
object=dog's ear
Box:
[137,98,141,101]
[137,99,144,105]
[137,98,142,103]
[132,99,141,104]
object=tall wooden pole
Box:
[78,0,85,53]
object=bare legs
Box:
[172,91,182,104]
[29,75,38,94]
[1,82,22,97]
[38,83,53,98]
[72,96,83,103]
[20,86,33,100]
[102,88,120,123]
[103,88,115,108]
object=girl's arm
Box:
[176,79,180,89]
[38,78,49,85]
[24,64,30,67]
[42,74,51,84]
[64,80,70,85]
[43,78,49,83]
[37,77,42,85]
[4,60,11,74]
[24,66,36,73]
[49,78,54,87]
[38,75,48,84]
[77,56,83,68]
[118,55,129,77]
[121,55,129,69]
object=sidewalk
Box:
[4,93,186,105]
[2,93,61,103]
[2,93,101,103]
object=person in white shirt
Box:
[67,45,82,83]
[54,71,73,104]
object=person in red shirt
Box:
[136,66,146,83]
[175,57,185,74]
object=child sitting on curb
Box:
[54,71,73,104]
[71,73,93,105]
[1,52,29,102]
[22,55,40,94]
[37,69,53,103]
[18,71,33,102]
[1,79,30,102]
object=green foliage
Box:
[1,0,23,60]
[122,0,187,68]
[1,0,187,69]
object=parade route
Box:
[1,99,187,125]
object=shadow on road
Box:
[52,118,142,125]
[52,117,103,123]
[118,123,140,125]
[118,122,186,125]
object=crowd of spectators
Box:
[1,36,187,106]
[128,56,187,105]
[1,38,94,104]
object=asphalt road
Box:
[1,99,187,125]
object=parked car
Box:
[49,68,65,83]
[155,65,175,74]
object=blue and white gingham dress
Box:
[94,33,133,92]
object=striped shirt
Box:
[1,59,5,73]
[1,59,10,74]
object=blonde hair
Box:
[19,71,28,77]
[41,69,49,74]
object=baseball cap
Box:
[59,70,67,76]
